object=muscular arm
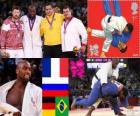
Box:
[109,97,121,115]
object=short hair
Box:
[16,60,30,69]
[63,5,73,14]
[28,4,36,10]
[126,23,133,33]
[63,5,72,10]
[45,2,55,8]
[12,6,21,11]
[120,45,128,53]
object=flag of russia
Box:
[42,58,69,97]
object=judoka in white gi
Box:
[0,60,42,116]
[21,5,43,58]
[88,1,133,57]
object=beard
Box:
[13,15,20,20]
[24,74,30,81]
[18,74,31,83]
[28,14,36,19]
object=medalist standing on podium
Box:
[40,3,63,57]
[0,6,24,58]
[61,6,87,57]
[21,5,43,58]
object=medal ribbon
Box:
[64,17,73,34]
[13,21,20,32]
[46,13,55,29]
[28,16,36,31]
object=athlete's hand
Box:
[80,45,86,53]
[87,27,92,33]
[0,50,10,58]
[118,31,122,35]
[100,51,106,58]
[126,106,134,109]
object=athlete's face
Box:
[123,26,129,33]
[118,41,127,50]
[12,9,21,20]
[28,7,36,18]
[45,5,54,16]
[63,8,72,19]
[16,62,31,82]
[112,59,119,69]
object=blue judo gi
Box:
[75,80,124,114]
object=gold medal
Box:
[50,26,53,30]
[46,13,55,31]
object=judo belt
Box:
[94,74,104,97]
[107,16,112,23]
[94,74,110,97]
[95,74,100,80]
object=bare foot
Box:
[71,99,76,110]
[85,106,95,116]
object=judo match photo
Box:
[88,0,139,58]
[0,58,42,116]
[69,58,140,116]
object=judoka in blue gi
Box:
[88,0,133,57]
[71,59,127,116]
[71,81,128,116]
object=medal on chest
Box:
[46,13,55,30]
[28,16,36,31]
[14,21,21,38]
[63,17,73,34]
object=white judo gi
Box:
[102,15,127,33]
[91,15,127,52]
[0,80,42,116]
[21,15,43,58]
[91,62,113,88]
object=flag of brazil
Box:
[56,97,69,116]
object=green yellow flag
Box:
[55,97,69,116]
